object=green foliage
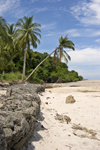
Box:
[0,49,83,83]
[24,51,83,83]
[0,72,22,81]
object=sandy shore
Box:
[27,79,100,150]
[0,80,100,150]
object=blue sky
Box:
[0,0,100,79]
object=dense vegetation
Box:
[0,16,83,83]
[0,50,83,83]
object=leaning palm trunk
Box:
[25,35,75,82]
[25,47,59,81]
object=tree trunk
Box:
[11,52,13,72]
[22,49,27,81]
[25,47,59,81]
[2,70,5,75]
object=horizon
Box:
[0,0,100,79]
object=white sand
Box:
[28,79,100,150]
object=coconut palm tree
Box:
[0,17,9,73]
[0,17,8,42]
[25,35,75,81]
[15,16,41,81]
[4,23,17,72]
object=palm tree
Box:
[0,16,6,36]
[5,23,17,72]
[0,17,9,73]
[15,16,41,81]
[25,35,75,81]
[0,38,7,74]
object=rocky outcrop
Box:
[65,95,76,104]
[0,84,45,150]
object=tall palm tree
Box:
[15,16,41,81]
[0,17,9,73]
[0,16,8,42]
[25,35,75,81]
[5,23,17,72]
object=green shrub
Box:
[30,77,44,84]
[0,72,22,81]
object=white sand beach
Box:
[28,79,100,150]
[0,80,100,150]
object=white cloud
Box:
[67,47,100,79]
[68,47,100,65]
[70,0,100,25]
[43,28,100,38]
[65,29,81,37]
[0,0,48,18]
[0,0,20,15]
[95,39,100,43]
[34,7,48,13]
[41,22,56,30]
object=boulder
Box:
[0,84,45,150]
[65,95,76,104]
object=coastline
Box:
[44,79,100,88]
[0,79,100,150]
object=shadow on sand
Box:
[27,111,46,150]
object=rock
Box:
[65,95,76,104]
[46,97,50,99]
[0,104,4,108]
[0,123,7,150]
[0,84,45,150]
[63,115,71,124]
[55,113,71,124]
[0,82,10,87]
[55,114,64,122]
[45,102,48,105]
[72,124,99,140]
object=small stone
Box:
[46,97,50,99]
[45,102,48,104]
[64,115,71,124]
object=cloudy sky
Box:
[0,0,100,79]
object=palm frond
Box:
[59,35,75,50]
[63,50,71,61]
